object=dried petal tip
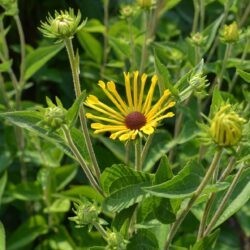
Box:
[210,104,246,146]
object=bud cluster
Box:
[105,229,128,250]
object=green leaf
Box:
[7,215,48,250]
[212,167,250,229]
[144,160,204,199]
[24,44,64,80]
[127,229,159,250]
[154,50,179,97]
[77,30,103,63]
[109,36,130,60]
[66,91,86,127]
[190,229,220,250]
[236,69,250,83]
[202,14,224,53]
[0,60,12,72]
[154,155,173,184]
[209,87,224,118]
[0,172,7,206]
[100,164,153,212]
[0,221,5,250]
[236,200,250,237]
[53,164,78,191]
[44,198,71,213]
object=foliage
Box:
[0,0,249,249]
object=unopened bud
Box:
[220,22,239,43]
[210,104,245,146]
[44,106,66,129]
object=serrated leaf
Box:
[144,160,204,199]
[0,221,5,250]
[101,165,153,212]
[7,215,48,250]
[24,44,64,80]
[127,229,159,250]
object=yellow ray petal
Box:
[86,113,124,125]
[142,74,158,114]
[138,73,147,111]
[133,71,139,110]
[124,72,133,110]
[107,81,129,113]
[98,81,127,115]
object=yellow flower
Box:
[85,71,176,141]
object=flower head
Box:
[220,21,239,43]
[210,104,245,146]
[39,8,86,41]
[85,71,175,141]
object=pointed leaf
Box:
[155,155,173,184]
[0,221,5,250]
[24,44,64,80]
[144,160,204,199]
[236,69,250,83]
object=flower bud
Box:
[189,32,207,47]
[0,0,18,16]
[44,106,66,129]
[39,8,86,41]
[120,5,134,19]
[220,21,239,43]
[137,0,154,9]
[210,104,245,146]
[105,230,128,250]
[69,200,100,227]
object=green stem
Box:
[229,38,249,92]
[93,222,108,239]
[217,43,232,89]
[139,9,150,73]
[125,141,131,166]
[100,0,109,77]
[135,138,142,171]
[204,163,246,236]
[199,0,205,31]
[192,0,200,33]
[141,134,154,169]
[197,146,240,239]
[64,38,101,180]
[62,125,103,195]
[164,148,223,250]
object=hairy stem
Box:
[62,125,103,195]
[164,148,223,249]
[64,38,101,180]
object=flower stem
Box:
[204,163,246,236]
[61,125,103,196]
[135,138,142,171]
[192,0,200,33]
[217,43,232,89]
[141,134,154,169]
[164,148,223,250]
[64,38,101,180]
[93,222,108,239]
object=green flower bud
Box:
[137,0,155,9]
[210,104,245,146]
[120,5,135,19]
[189,32,207,47]
[0,0,18,16]
[69,200,100,227]
[220,21,239,43]
[39,8,86,41]
[105,230,128,250]
[44,106,66,129]
[189,71,208,98]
